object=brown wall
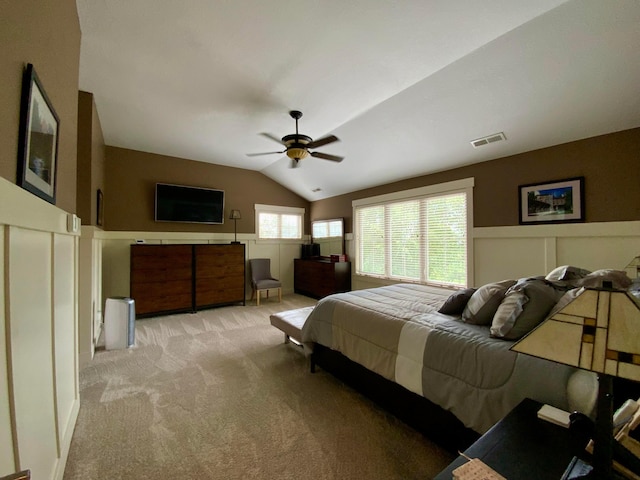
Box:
[105,147,310,233]
[76,91,106,225]
[0,0,81,214]
[312,128,640,232]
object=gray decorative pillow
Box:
[438,288,477,315]
[462,280,516,325]
[545,265,591,285]
[490,278,564,340]
[578,269,632,290]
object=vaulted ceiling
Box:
[76,0,640,201]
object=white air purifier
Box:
[104,297,136,350]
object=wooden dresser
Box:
[194,244,245,309]
[294,257,351,299]
[130,243,245,317]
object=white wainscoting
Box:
[350,221,640,290]
[0,229,13,473]
[473,221,640,286]
[99,232,303,306]
[78,226,103,368]
[0,177,80,480]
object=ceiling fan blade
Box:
[246,150,285,157]
[311,151,344,162]
[260,132,285,145]
[307,135,339,149]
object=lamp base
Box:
[230,241,241,244]
[561,457,592,479]
[561,456,628,479]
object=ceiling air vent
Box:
[471,132,506,148]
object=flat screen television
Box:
[155,183,225,224]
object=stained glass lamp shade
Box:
[511,286,640,479]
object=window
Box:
[353,179,473,287]
[312,219,343,239]
[255,204,304,241]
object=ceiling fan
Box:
[247,110,344,168]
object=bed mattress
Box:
[301,283,577,433]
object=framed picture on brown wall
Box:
[97,189,104,226]
[519,177,585,224]
[16,63,59,205]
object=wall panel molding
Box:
[474,221,640,285]
[1,179,80,480]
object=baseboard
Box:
[78,350,93,370]
[53,398,80,480]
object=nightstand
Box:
[434,398,591,480]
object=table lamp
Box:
[511,283,640,479]
[229,209,241,244]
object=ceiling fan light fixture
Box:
[287,147,309,160]
[248,110,341,164]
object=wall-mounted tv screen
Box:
[155,183,225,224]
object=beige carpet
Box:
[63,294,453,479]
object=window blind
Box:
[355,191,467,286]
[256,205,303,240]
[312,219,343,239]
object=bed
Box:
[300,282,586,436]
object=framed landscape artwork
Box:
[17,63,59,204]
[97,189,104,226]
[519,177,585,224]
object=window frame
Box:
[254,204,305,242]
[311,218,344,239]
[352,178,474,287]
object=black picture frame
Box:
[97,189,104,226]
[518,177,585,225]
[17,63,59,204]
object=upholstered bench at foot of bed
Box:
[269,306,314,346]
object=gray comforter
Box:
[301,283,577,433]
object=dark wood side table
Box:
[434,398,591,480]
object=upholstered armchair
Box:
[249,258,282,305]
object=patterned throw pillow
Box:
[490,278,563,340]
[461,279,516,325]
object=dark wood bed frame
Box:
[310,344,640,456]
[310,343,480,453]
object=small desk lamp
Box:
[511,284,640,479]
[229,209,241,244]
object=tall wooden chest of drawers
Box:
[130,244,245,317]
